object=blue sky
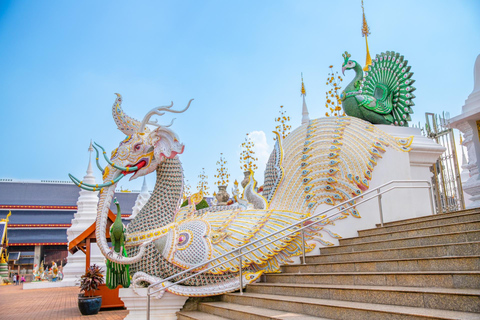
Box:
[0,0,479,194]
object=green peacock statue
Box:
[106,198,130,289]
[340,51,416,126]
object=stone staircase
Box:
[178,208,480,320]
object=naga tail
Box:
[106,247,131,289]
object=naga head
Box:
[341,51,356,75]
[69,93,193,190]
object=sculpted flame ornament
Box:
[70,93,413,297]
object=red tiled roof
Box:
[9,224,71,228]
[0,205,77,210]
[9,242,68,246]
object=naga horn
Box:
[68,175,104,191]
[69,173,126,190]
[91,144,105,172]
[94,142,143,172]
[112,93,145,135]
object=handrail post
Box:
[147,286,151,320]
[238,249,243,295]
[377,189,384,227]
[301,225,306,265]
[428,182,435,215]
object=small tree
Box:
[325,65,345,117]
[240,133,258,172]
[214,153,230,187]
[197,168,209,196]
[275,105,291,140]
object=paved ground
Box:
[0,284,128,320]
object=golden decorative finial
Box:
[0,211,11,223]
[301,72,306,96]
[361,0,372,71]
[214,153,230,187]
[240,133,258,172]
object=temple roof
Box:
[17,258,34,265]
[0,210,75,225]
[9,251,33,262]
[0,181,80,206]
[8,252,20,261]
[0,181,142,215]
[7,228,68,245]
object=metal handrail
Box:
[145,180,434,319]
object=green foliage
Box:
[181,198,209,210]
[196,199,209,210]
[80,264,104,297]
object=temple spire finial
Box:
[301,73,310,125]
[361,0,372,72]
[86,139,94,176]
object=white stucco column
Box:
[448,54,480,208]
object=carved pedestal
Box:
[215,185,230,205]
[119,288,188,320]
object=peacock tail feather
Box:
[361,51,416,126]
[106,246,131,289]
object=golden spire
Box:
[301,72,306,96]
[361,0,372,71]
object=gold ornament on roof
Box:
[361,0,372,71]
[183,179,191,201]
[197,168,210,196]
[214,153,230,186]
[275,105,292,140]
[301,73,306,96]
[324,65,345,117]
[0,211,11,223]
[240,133,258,172]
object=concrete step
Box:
[319,230,480,255]
[282,256,480,273]
[223,292,480,320]
[247,283,480,313]
[377,209,480,228]
[177,311,229,320]
[305,242,480,264]
[340,220,480,246]
[265,271,480,289]
[359,211,480,237]
[197,301,329,320]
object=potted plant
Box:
[78,264,104,315]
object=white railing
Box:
[146,180,434,319]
